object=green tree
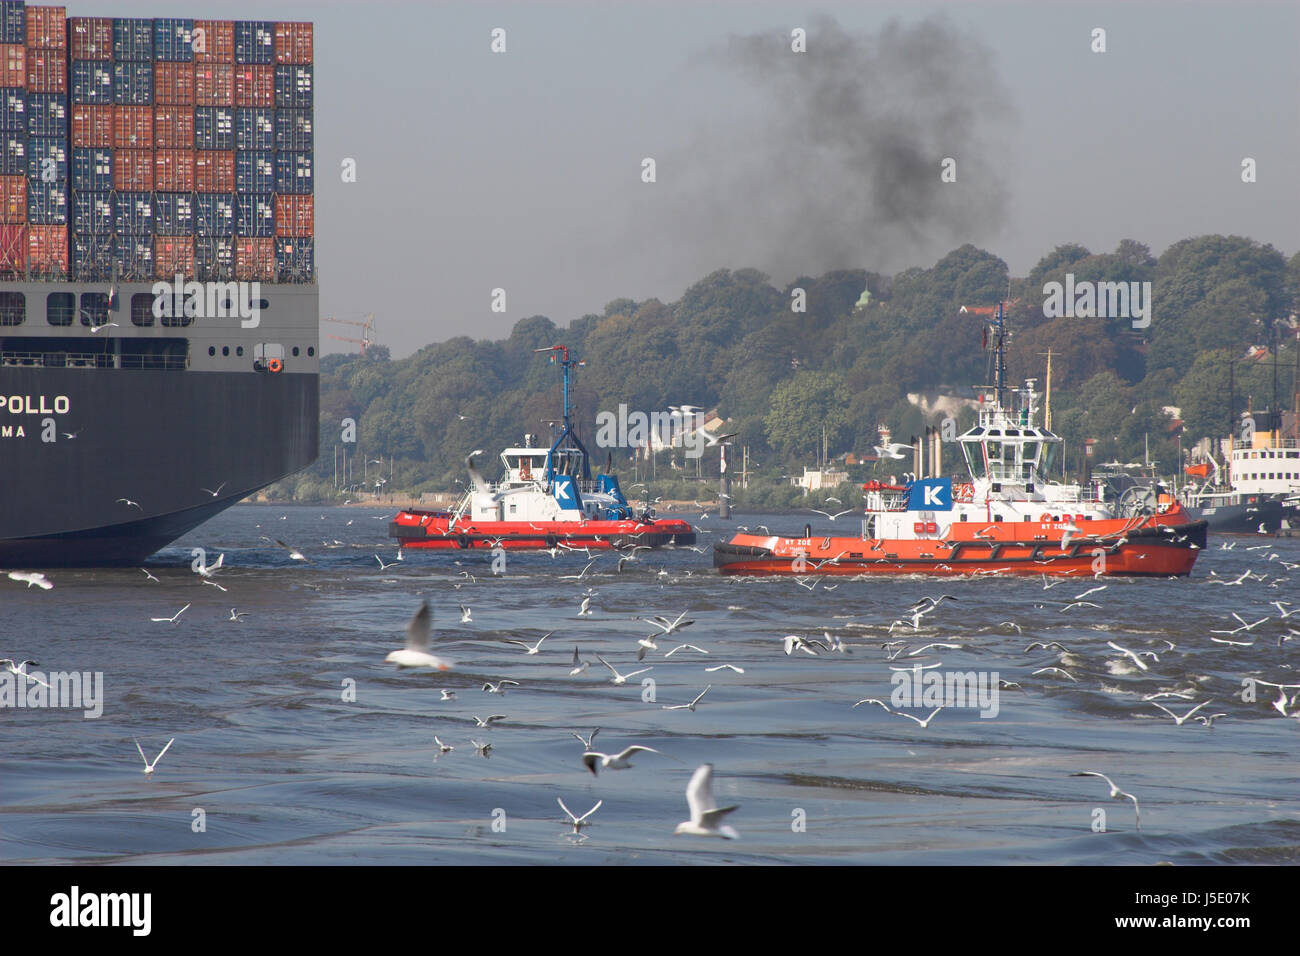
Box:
[764,371,850,461]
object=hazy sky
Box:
[97,0,1300,356]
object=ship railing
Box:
[1232,438,1299,450]
[0,351,187,371]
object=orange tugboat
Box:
[714,306,1206,577]
[389,346,696,551]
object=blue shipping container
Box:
[0,87,24,130]
[195,193,235,237]
[275,237,313,282]
[115,235,155,281]
[27,181,68,225]
[71,61,114,106]
[274,65,313,109]
[113,18,154,61]
[0,131,23,175]
[0,1,23,45]
[26,94,67,138]
[154,192,195,236]
[274,151,313,195]
[234,107,274,151]
[235,193,273,237]
[274,109,313,152]
[196,237,234,280]
[112,62,154,106]
[73,191,115,236]
[71,148,114,191]
[194,107,234,151]
[73,235,116,282]
[234,21,274,64]
[154,18,195,62]
[235,151,274,194]
[114,191,154,234]
[27,137,68,182]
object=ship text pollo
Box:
[0,395,70,415]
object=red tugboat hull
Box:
[714,513,1206,577]
[390,510,697,550]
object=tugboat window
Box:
[46,293,74,326]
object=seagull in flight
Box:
[440,689,457,701]
[662,685,711,712]
[705,663,745,674]
[571,728,600,750]
[568,646,590,675]
[783,634,828,656]
[471,739,492,757]
[7,571,53,590]
[674,763,739,840]
[228,608,248,621]
[1149,700,1212,725]
[596,654,651,685]
[664,643,709,657]
[1025,641,1070,653]
[582,745,660,775]
[471,715,507,728]
[435,736,454,753]
[482,680,519,695]
[558,797,603,834]
[384,601,453,671]
[578,596,593,617]
[1107,640,1153,672]
[0,659,51,688]
[375,554,400,570]
[505,632,553,655]
[275,539,310,562]
[200,482,227,497]
[643,611,695,636]
[134,737,175,775]
[1070,771,1140,830]
[117,498,142,509]
[139,568,160,583]
[459,605,473,624]
[150,603,191,624]
[810,508,853,521]
[1032,666,1077,681]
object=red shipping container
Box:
[194,63,233,107]
[274,195,313,237]
[113,149,153,191]
[153,106,195,150]
[25,48,65,93]
[0,176,25,223]
[155,236,195,279]
[274,23,313,64]
[154,63,195,106]
[194,150,234,192]
[113,105,152,150]
[0,45,24,87]
[193,20,235,63]
[235,236,274,281]
[155,149,194,192]
[0,223,25,274]
[25,7,67,50]
[68,17,112,60]
[234,65,274,107]
[28,224,68,275]
[71,104,114,148]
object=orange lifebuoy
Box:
[1040,513,1051,522]
[267,358,283,372]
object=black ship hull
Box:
[1185,496,1284,535]
[1,365,318,567]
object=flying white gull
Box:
[558,797,603,834]
[662,685,711,712]
[384,601,453,670]
[1070,771,1140,830]
[7,571,53,590]
[582,745,660,775]
[674,763,739,840]
[596,654,651,685]
[134,737,175,775]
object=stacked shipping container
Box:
[0,2,312,282]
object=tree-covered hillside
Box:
[282,235,1299,501]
